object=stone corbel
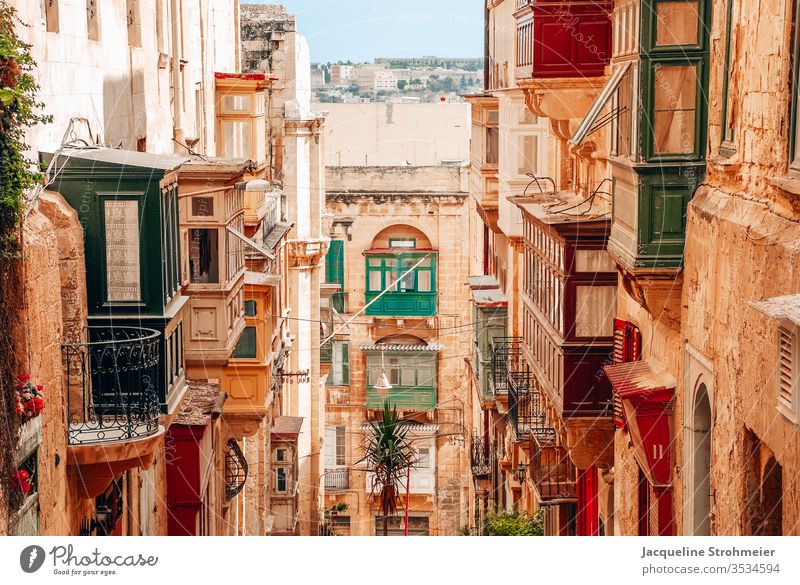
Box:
[287,239,326,269]
[564,418,615,470]
[620,270,683,330]
[222,414,264,441]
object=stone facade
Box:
[322,165,473,535]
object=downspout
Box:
[483,3,490,92]
[171,0,185,150]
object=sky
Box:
[248,1,485,64]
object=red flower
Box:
[13,470,31,494]
[36,384,43,391]
[29,397,44,416]
[17,374,30,382]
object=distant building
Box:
[331,64,355,86]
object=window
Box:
[325,239,345,313]
[791,0,800,169]
[189,229,219,283]
[41,0,59,33]
[654,1,700,47]
[126,0,141,47]
[244,300,257,317]
[615,66,635,157]
[720,0,736,152]
[104,200,141,302]
[221,120,252,159]
[86,0,100,41]
[777,326,799,422]
[276,448,286,462]
[485,127,499,164]
[365,255,435,294]
[232,326,257,359]
[389,238,416,249]
[517,135,538,175]
[651,63,698,155]
[222,94,252,114]
[330,341,349,386]
[366,353,436,389]
[276,467,288,493]
[191,196,214,217]
[324,426,347,467]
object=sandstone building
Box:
[321,165,474,535]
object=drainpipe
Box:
[483,3,490,92]
[171,0,185,150]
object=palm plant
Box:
[361,400,416,536]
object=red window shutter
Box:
[611,319,641,428]
[637,467,650,536]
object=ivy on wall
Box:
[0,1,50,516]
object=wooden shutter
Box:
[611,319,641,428]
[324,427,336,469]
[777,327,795,411]
[341,342,349,385]
[325,240,344,285]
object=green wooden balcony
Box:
[364,291,436,317]
[366,384,436,411]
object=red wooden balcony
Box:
[516,0,612,80]
[530,433,577,504]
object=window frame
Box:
[100,193,146,307]
[365,253,436,295]
[330,340,350,386]
[790,0,800,172]
[232,325,258,360]
[719,0,736,155]
[643,0,707,54]
[641,56,707,162]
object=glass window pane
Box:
[418,270,432,292]
[518,135,538,175]
[653,64,697,154]
[222,94,252,113]
[486,128,499,164]
[417,367,435,387]
[105,200,141,301]
[222,120,252,159]
[191,196,214,217]
[189,229,220,283]
[616,67,634,157]
[368,269,382,292]
[655,1,699,46]
[401,368,416,386]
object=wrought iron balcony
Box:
[225,439,248,500]
[490,337,525,396]
[471,434,494,477]
[324,468,349,491]
[508,370,555,443]
[62,327,161,445]
[530,433,577,504]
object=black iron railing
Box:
[225,439,248,500]
[490,337,525,395]
[324,468,349,491]
[62,327,161,446]
[471,434,494,477]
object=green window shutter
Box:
[326,240,344,285]
[232,326,257,359]
[341,342,350,385]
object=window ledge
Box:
[708,149,741,171]
[768,174,800,197]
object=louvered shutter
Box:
[778,327,795,411]
[611,319,641,428]
[324,427,336,469]
[341,342,350,386]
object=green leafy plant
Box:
[482,509,545,536]
[360,400,415,536]
[0,1,51,259]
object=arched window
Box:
[689,382,711,535]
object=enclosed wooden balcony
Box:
[515,0,612,81]
[62,327,165,498]
[530,433,577,504]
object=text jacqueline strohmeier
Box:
[641,546,777,559]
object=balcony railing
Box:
[490,337,525,395]
[508,370,555,443]
[62,327,161,446]
[225,439,248,500]
[325,468,349,491]
[471,434,494,477]
[530,433,577,504]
